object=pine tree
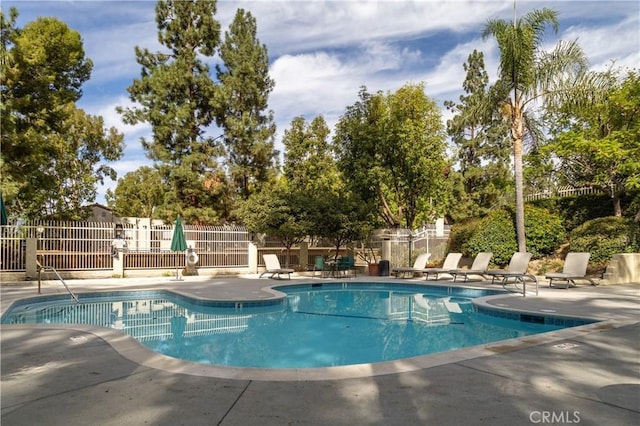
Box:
[445,50,511,220]
[118,0,228,224]
[216,8,278,201]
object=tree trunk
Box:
[512,111,527,253]
[613,193,622,217]
[513,139,527,252]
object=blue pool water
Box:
[1,283,594,368]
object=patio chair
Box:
[448,252,493,282]
[546,252,596,289]
[422,252,463,280]
[336,256,356,278]
[312,256,331,278]
[259,254,294,279]
[392,253,431,279]
[485,252,538,296]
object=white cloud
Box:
[220,0,511,55]
[563,15,640,71]
[86,96,151,138]
[83,21,160,86]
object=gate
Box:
[381,224,451,268]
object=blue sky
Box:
[4,0,639,204]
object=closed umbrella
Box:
[0,193,7,226]
[170,216,188,280]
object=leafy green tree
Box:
[216,8,278,200]
[1,10,123,219]
[445,50,511,220]
[282,116,335,193]
[117,0,227,224]
[106,166,165,218]
[333,87,383,221]
[546,69,640,217]
[281,115,367,257]
[334,83,448,229]
[482,7,589,251]
[239,179,311,267]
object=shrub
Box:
[464,210,517,266]
[530,193,631,229]
[463,206,565,266]
[569,217,639,264]
[448,218,481,256]
[523,205,566,258]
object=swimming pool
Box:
[1,282,595,369]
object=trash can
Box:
[378,259,390,276]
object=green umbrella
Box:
[170,216,187,280]
[170,216,188,252]
[0,193,7,226]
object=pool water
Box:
[1,283,593,369]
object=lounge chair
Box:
[422,252,463,280]
[546,252,596,288]
[392,253,431,278]
[485,252,538,296]
[259,254,294,279]
[448,252,493,282]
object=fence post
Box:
[382,239,391,264]
[112,252,125,278]
[248,242,258,274]
[299,241,309,270]
[25,237,38,279]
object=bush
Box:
[463,206,565,266]
[569,217,640,264]
[531,194,612,230]
[530,192,639,229]
[464,210,517,266]
[448,218,481,256]
[523,205,566,258]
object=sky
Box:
[4,0,640,204]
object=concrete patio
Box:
[1,275,638,425]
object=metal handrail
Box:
[36,259,80,303]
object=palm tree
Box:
[482,7,588,251]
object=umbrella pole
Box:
[174,253,184,281]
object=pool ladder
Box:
[36,259,80,303]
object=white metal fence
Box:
[525,186,604,201]
[383,225,452,268]
[1,220,451,276]
[0,220,249,273]
[0,226,27,272]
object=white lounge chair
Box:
[259,254,294,279]
[485,252,538,296]
[422,252,463,280]
[448,252,493,282]
[546,252,596,288]
[392,253,431,279]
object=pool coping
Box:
[2,278,632,381]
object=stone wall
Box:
[601,253,640,285]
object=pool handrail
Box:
[36,257,80,303]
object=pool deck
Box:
[1,274,639,425]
